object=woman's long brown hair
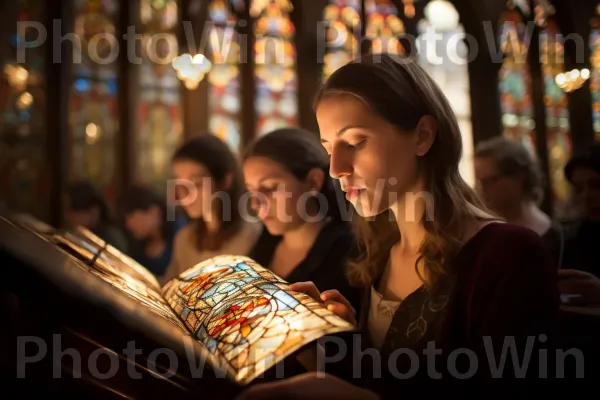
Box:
[314,53,491,291]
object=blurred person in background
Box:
[160,135,262,285]
[119,185,182,278]
[64,180,128,252]
[558,143,600,304]
[243,128,360,311]
[474,136,565,267]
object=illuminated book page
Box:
[162,255,355,384]
[71,227,161,289]
[51,232,187,332]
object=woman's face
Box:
[316,95,423,218]
[172,160,218,220]
[124,206,161,240]
[243,156,319,236]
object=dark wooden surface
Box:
[0,214,311,398]
[4,249,600,396]
[1,248,245,399]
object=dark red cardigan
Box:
[324,223,560,398]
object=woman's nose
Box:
[329,148,353,179]
[250,194,270,218]
[249,194,261,211]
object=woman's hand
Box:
[558,269,600,305]
[235,372,379,400]
[289,282,357,326]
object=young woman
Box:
[238,54,559,398]
[119,185,182,278]
[160,135,262,285]
[64,180,128,252]
[243,128,360,311]
[474,136,566,267]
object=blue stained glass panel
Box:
[252,0,298,136]
[0,0,47,219]
[540,22,572,218]
[69,0,120,203]
[322,0,362,80]
[207,0,243,151]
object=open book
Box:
[1,214,355,385]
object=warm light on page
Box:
[162,255,355,384]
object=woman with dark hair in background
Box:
[119,185,182,278]
[474,136,565,267]
[64,180,128,252]
[160,134,262,285]
[243,128,360,311]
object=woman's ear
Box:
[305,168,326,194]
[414,115,437,156]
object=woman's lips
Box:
[345,188,364,201]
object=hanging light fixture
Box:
[424,0,459,31]
[555,68,590,92]
[16,92,33,110]
[172,53,212,90]
[4,64,29,89]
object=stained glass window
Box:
[365,0,405,55]
[498,2,536,157]
[206,0,243,152]
[322,0,361,81]
[137,0,182,193]
[69,0,119,202]
[540,18,572,217]
[417,4,474,187]
[162,255,353,384]
[252,0,298,136]
[0,0,46,218]
[590,5,600,141]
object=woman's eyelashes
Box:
[344,138,367,149]
[321,137,367,154]
[254,183,280,195]
[261,185,277,193]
